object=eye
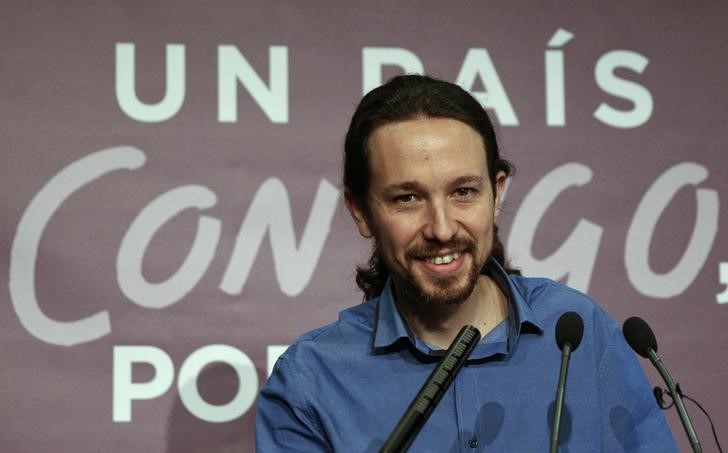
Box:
[394,194,417,204]
[454,187,476,198]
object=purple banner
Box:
[1,1,726,451]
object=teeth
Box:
[430,252,460,265]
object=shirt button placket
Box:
[468,437,478,449]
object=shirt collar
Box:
[372,259,543,356]
[373,278,412,350]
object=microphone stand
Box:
[380,325,480,453]
[647,348,702,453]
[550,341,573,453]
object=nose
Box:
[423,200,458,243]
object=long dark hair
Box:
[343,75,518,299]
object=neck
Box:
[394,275,508,350]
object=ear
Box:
[493,171,507,219]
[344,191,374,238]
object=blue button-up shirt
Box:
[256,261,676,452]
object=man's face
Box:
[346,117,505,305]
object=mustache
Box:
[404,237,477,260]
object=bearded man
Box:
[255,75,676,452]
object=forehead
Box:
[367,117,488,187]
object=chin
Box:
[426,287,475,306]
[411,275,478,306]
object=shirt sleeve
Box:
[598,324,678,452]
[255,354,332,452]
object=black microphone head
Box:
[623,316,657,358]
[555,312,584,351]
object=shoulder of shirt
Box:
[509,273,595,304]
[507,274,629,376]
[507,273,618,326]
[277,297,377,360]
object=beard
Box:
[385,236,485,306]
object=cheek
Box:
[377,217,421,254]
[385,225,415,252]
[466,213,496,243]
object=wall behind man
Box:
[1,1,726,451]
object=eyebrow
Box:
[381,180,425,197]
[381,175,486,196]
[451,175,485,187]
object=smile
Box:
[429,252,460,265]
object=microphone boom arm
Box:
[646,348,702,453]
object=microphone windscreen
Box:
[555,311,584,351]
[622,316,658,358]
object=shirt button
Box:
[469,438,478,449]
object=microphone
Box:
[550,312,584,453]
[380,325,481,453]
[623,317,702,453]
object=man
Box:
[256,75,676,451]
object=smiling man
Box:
[348,116,508,350]
[256,75,676,452]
